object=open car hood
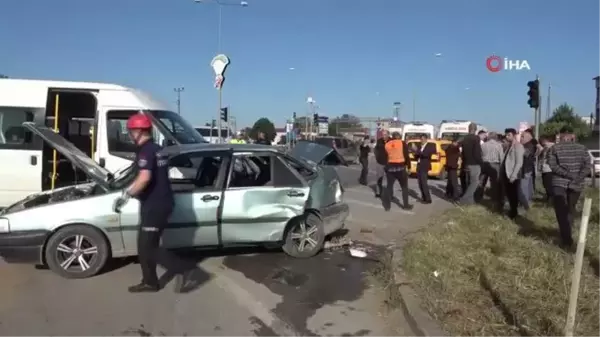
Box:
[289,141,347,166]
[22,122,112,190]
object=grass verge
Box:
[403,188,600,336]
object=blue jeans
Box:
[519,172,533,209]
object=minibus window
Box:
[0,108,38,148]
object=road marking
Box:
[344,197,415,215]
[201,262,300,336]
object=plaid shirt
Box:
[547,141,590,191]
[481,139,504,164]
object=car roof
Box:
[162,143,282,156]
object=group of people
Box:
[358,123,592,249]
[358,130,437,211]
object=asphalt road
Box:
[0,163,447,336]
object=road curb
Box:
[386,249,446,337]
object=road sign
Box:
[286,123,294,132]
[318,122,328,135]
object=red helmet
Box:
[126,113,152,130]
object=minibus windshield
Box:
[150,110,207,144]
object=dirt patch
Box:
[401,188,600,336]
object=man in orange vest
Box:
[383,132,413,211]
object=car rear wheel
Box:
[282,213,325,258]
[44,225,110,279]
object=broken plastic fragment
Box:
[349,248,367,258]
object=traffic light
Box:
[211,119,216,128]
[292,112,296,121]
[527,80,540,109]
[313,113,319,125]
[220,107,228,122]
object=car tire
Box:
[282,213,325,258]
[44,225,110,279]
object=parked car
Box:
[0,123,349,279]
[406,139,453,179]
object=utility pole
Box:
[546,84,552,120]
[174,87,184,115]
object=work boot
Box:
[128,283,159,293]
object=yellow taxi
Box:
[406,139,453,179]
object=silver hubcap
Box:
[56,235,98,271]
[290,221,319,252]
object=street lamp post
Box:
[193,0,249,53]
[174,87,184,115]
[194,0,247,143]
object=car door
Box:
[118,151,230,251]
[220,152,309,244]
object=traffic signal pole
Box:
[535,75,540,139]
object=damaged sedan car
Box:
[0,123,349,279]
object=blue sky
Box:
[1,0,598,130]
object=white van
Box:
[194,125,231,144]
[438,120,486,141]
[402,122,436,140]
[0,78,206,207]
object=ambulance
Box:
[401,122,436,141]
[0,78,206,207]
[438,120,486,141]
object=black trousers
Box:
[476,162,502,209]
[359,157,369,185]
[501,175,520,219]
[542,172,553,201]
[552,186,581,246]
[460,169,469,196]
[384,168,410,209]
[446,168,460,200]
[417,167,431,202]
[138,206,184,287]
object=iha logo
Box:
[486,55,531,72]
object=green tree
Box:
[328,114,363,135]
[250,117,276,141]
[0,74,7,79]
[540,103,591,140]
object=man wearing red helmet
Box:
[113,113,181,293]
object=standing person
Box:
[444,139,461,200]
[255,131,271,145]
[411,135,436,204]
[373,130,390,198]
[358,136,371,185]
[478,130,487,145]
[113,113,186,293]
[547,126,591,249]
[538,136,555,202]
[500,128,524,219]
[476,132,504,209]
[230,133,247,144]
[520,129,536,210]
[459,123,483,205]
[383,132,413,210]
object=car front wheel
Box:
[282,213,325,258]
[44,225,110,279]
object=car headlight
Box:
[0,218,9,233]
[335,182,343,203]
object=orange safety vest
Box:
[385,139,406,164]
